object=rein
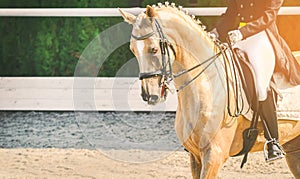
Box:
[217,39,248,117]
[173,52,221,91]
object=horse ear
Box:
[119,8,136,24]
[146,5,156,18]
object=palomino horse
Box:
[120,3,300,178]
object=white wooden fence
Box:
[0,7,299,111]
[0,77,177,111]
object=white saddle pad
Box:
[277,84,300,120]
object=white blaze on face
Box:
[135,40,147,72]
[136,40,145,57]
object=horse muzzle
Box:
[141,88,161,105]
[141,84,167,105]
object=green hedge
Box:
[0,0,299,76]
[0,0,132,76]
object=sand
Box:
[0,148,294,179]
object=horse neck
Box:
[157,11,222,103]
[155,9,228,149]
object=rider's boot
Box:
[259,91,285,162]
[266,139,285,162]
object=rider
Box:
[209,0,300,161]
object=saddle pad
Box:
[277,84,300,121]
[281,51,300,120]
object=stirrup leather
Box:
[263,139,286,162]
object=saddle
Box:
[229,48,260,168]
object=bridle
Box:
[132,19,174,99]
[131,18,221,93]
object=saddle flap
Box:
[232,48,258,111]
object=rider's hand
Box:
[228,30,243,43]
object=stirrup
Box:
[263,139,286,162]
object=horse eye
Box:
[151,47,158,54]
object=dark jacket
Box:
[215,0,300,85]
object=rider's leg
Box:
[235,30,284,161]
[235,31,275,101]
[260,91,278,140]
[259,91,285,161]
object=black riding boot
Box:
[259,91,285,162]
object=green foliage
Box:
[0,0,133,76]
[0,0,299,76]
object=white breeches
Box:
[235,30,275,101]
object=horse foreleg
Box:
[283,135,300,178]
[285,151,300,179]
[190,153,202,179]
[199,146,227,179]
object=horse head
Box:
[120,6,176,105]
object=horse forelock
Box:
[133,14,147,28]
[131,13,154,37]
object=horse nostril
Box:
[141,93,149,102]
[150,95,159,101]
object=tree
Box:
[0,0,299,76]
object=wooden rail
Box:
[0,51,299,111]
[0,7,299,17]
[0,77,177,111]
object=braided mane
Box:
[150,2,206,30]
[149,2,215,47]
